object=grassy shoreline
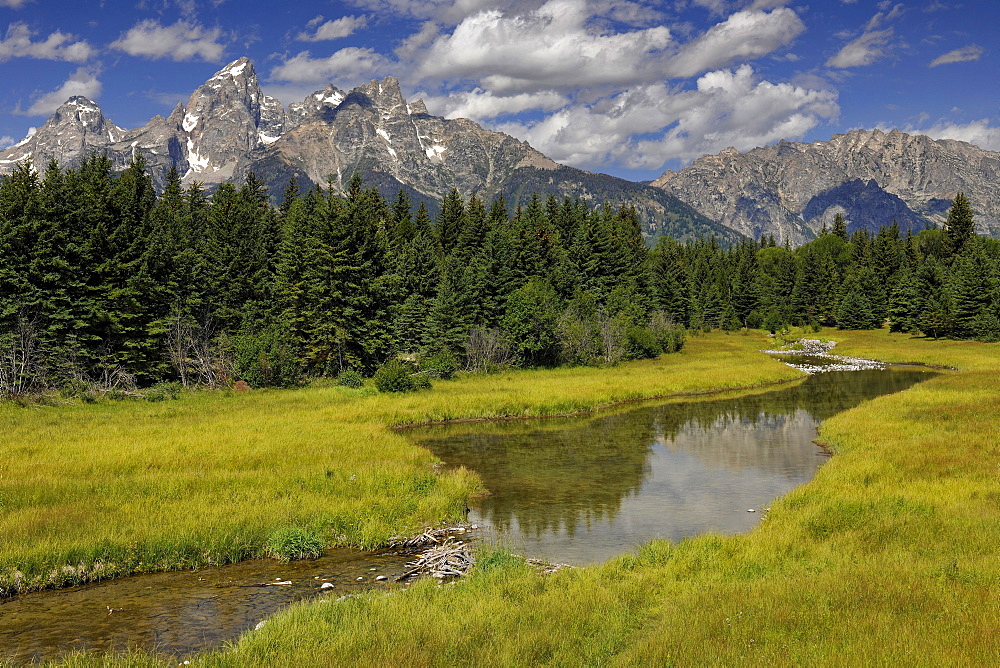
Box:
[179,329,998,666]
[0,332,801,598]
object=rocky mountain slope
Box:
[0,58,287,191]
[0,58,731,244]
[652,129,1000,244]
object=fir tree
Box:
[946,192,975,255]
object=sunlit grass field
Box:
[13,328,1000,666]
[182,329,998,666]
[0,332,799,596]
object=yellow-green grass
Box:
[0,332,799,596]
[150,332,997,666]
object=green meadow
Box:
[9,329,1000,666]
[180,329,998,667]
[0,332,798,597]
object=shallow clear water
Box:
[0,547,415,664]
[410,368,934,565]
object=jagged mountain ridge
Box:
[0,57,732,244]
[653,129,1000,244]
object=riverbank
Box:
[0,333,801,599]
[178,329,997,666]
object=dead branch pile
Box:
[386,525,474,550]
[396,541,474,581]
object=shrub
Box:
[626,326,662,359]
[421,350,459,379]
[231,327,301,388]
[144,382,181,402]
[374,359,423,393]
[336,369,364,388]
[267,526,324,562]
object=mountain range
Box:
[2,57,997,245]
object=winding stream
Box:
[1,365,935,663]
[410,367,935,564]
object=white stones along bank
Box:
[762,338,887,374]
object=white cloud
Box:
[915,119,1000,152]
[0,0,32,7]
[930,44,984,67]
[348,0,504,24]
[408,3,802,93]
[496,65,838,169]
[297,15,368,42]
[863,2,903,31]
[422,88,568,120]
[412,0,673,93]
[269,47,390,84]
[826,28,893,68]
[664,8,805,78]
[110,20,225,62]
[19,67,102,116]
[0,135,14,149]
[0,22,94,63]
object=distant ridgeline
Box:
[0,156,994,395]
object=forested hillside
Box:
[0,155,995,396]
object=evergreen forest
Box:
[0,155,995,395]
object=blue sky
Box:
[0,0,995,181]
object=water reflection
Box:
[411,368,934,564]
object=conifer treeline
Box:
[0,155,995,394]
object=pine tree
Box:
[648,236,688,324]
[435,188,464,256]
[888,268,921,333]
[949,239,996,338]
[836,271,879,330]
[946,192,975,255]
[831,213,848,240]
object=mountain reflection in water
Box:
[410,368,934,564]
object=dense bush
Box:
[231,327,302,388]
[374,359,427,393]
[336,369,364,388]
[144,382,181,402]
[421,351,459,379]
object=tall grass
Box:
[170,331,1000,666]
[0,332,799,596]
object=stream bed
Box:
[0,547,415,664]
[2,366,935,663]
[410,367,935,564]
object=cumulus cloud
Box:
[0,135,14,149]
[916,119,1000,152]
[665,8,804,78]
[826,28,893,68]
[930,44,984,67]
[19,67,102,116]
[422,88,568,120]
[269,47,389,84]
[412,0,672,93]
[0,22,94,63]
[0,0,32,7]
[407,3,802,93]
[110,20,226,62]
[494,65,838,169]
[297,15,368,42]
